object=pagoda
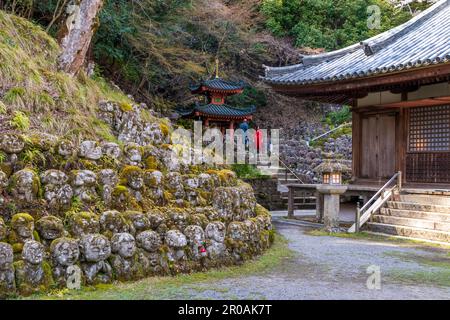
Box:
[177,60,256,133]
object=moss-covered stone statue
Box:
[10,169,40,203]
[143,170,165,205]
[99,210,130,239]
[50,237,80,287]
[168,209,189,232]
[79,234,112,285]
[148,209,169,235]
[165,229,187,273]
[66,211,100,238]
[70,170,98,203]
[40,170,73,214]
[14,240,54,296]
[205,221,227,261]
[226,222,250,262]
[0,217,7,242]
[36,216,65,249]
[123,211,150,236]
[109,233,143,281]
[136,230,167,276]
[0,242,15,298]
[184,225,206,261]
[8,213,38,254]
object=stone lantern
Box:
[315,160,350,185]
[314,157,351,232]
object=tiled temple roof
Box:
[190,78,246,93]
[177,103,256,118]
[263,0,450,86]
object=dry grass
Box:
[0,10,133,140]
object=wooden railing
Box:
[349,171,402,233]
[278,157,304,184]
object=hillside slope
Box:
[0,11,274,298]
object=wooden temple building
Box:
[177,75,256,133]
[263,0,450,242]
[264,0,450,188]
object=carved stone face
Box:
[80,234,111,262]
[22,240,45,265]
[124,144,142,164]
[51,238,80,266]
[125,169,144,190]
[184,225,205,245]
[0,133,25,154]
[111,233,136,258]
[58,140,74,157]
[165,230,187,248]
[79,140,102,160]
[136,230,161,253]
[124,211,150,233]
[98,169,118,186]
[0,242,13,269]
[205,222,226,243]
[11,169,39,202]
[0,218,7,241]
[11,213,35,240]
[101,142,122,159]
[99,210,129,235]
[0,170,8,190]
[68,212,100,238]
[36,216,64,240]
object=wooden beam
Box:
[270,64,450,98]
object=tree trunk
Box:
[57,0,104,76]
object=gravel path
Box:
[181,218,450,300]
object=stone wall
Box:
[0,101,273,298]
[244,178,284,211]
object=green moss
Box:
[11,212,34,225]
[119,102,133,112]
[120,166,142,184]
[144,156,158,170]
[159,123,170,136]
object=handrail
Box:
[360,172,401,213]
[307,122,352,146]
[277,156,305,184]
[349,171,402,233]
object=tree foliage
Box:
[260,0,419,50]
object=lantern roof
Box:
[314,160,351,174]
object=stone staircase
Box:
[366,193,450,243]
[257,162,316,210]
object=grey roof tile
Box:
[263,0,450,85]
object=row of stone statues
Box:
[0,207,272,297]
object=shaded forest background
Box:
[0,0,433,120]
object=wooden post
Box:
[355,200,361,233]
[288,186,294,218]
[315,191,324,223]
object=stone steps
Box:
[371,215,450,232]
[399,194,450,206]
[366,222,450,243]
[367,193,450,243]
[386,201,450,214]
[380,207,450,223]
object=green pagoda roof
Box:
[177,103,256,119]
[190,78,246,94]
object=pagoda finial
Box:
[215,57,219,78]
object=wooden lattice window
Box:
[408,105,450,152]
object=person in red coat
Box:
[255,125,263,152]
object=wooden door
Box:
[360,114,396,179]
